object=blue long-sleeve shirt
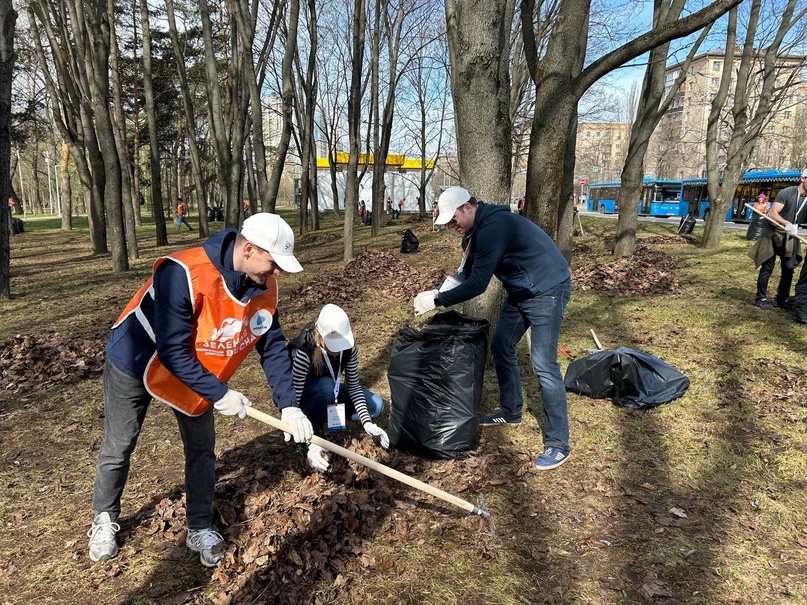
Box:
[106,229,297,410]
[436,202,570,307]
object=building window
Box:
[712,61,721,71]
[784,110,792,120]
[711,77,719,87]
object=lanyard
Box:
[457,237,473,273]
[320,348,342,401]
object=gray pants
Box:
[92,359,216,529]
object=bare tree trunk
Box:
[0,1,15,300]
[86,0,127,271]
[702,0,803,249]
[139,0,168,246]
[446,0,515,321]
[267,0,299,216]
[107,0,138,261]
[343,0,367,261]
[614,0,708,258]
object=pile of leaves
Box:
[292,249,445,309]
[0,332,105,396]
[114,435,494,605]
[572,246,683,296]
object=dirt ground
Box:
[1,215,805,605]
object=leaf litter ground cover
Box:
[0,213,805,604]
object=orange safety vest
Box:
[113,248,278,416]
[177,202,187,216]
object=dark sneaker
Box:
[755,298,776,311]
[186,528,225,567]
[480,410,522,426]
[777,297,795,310]
[534,446,570,471]
[87,512,120,562]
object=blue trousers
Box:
[492,278,572,450]
[176,215,192,232]
[92,359,216,530]
[300,376,384,428]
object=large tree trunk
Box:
[140,0,168,246]
[445,0,515,321]
[106,0,138,261]
[87,0,127,271]
[0,1,15,300]
[343,0,367,261]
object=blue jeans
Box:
[491,278,572,450]
[92,360,216,530]
[300,376,384,428]
[176,215,192,232]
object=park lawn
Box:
[0,209,805,604]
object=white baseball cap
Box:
[316,304,354,352]
[240,213,303,273]
[435,186,472,225]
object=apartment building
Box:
[645,51,807,179]
[575,122,632,187]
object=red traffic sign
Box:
[579,178,587,186]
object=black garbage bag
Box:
[745,214,765,241]
[677,213,696,235]
[564,346,689,410]
[11,217,24,234]
[400,228,419,253]
[387,310,488,459]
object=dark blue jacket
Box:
[106,229,297,409]
[436,202,570,307]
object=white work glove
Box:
[414,290,438,316]
[213,389,251,419]
[785,222,799,237]
[281,406,314,443]
[364,422,390,449]
[306,444,330,473]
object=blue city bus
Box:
[586,179,683,216]
[679,169,800,221]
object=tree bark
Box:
[139,0,168,246]
[0,1,16,300]
[445,0,515,321]
[343,0,367,261]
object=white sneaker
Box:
[186,528,225,567]
[87,512,120,562]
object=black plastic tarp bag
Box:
[564,346,689,410]
[400,228,419,253]
[387,310,488,459]
[745,214,765,241]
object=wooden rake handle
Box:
[244,406,491,519]
[744,203,807,245]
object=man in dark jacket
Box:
[413,186,572,470]
[749,170,807,310]
[88,214,314,567]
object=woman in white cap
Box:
[289,304,389,472]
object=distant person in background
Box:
[176,197,193,232]
[243,200,251,219]
[386,197,393,215]
[749,172,807,310]
[359,200,366,224]
[432,201,441,232]
[397,197,404,217]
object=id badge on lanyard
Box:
[322,349,346,431]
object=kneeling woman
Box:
[289,304,389,472]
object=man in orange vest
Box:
[176,197,193,232]
[87,213,313,567]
